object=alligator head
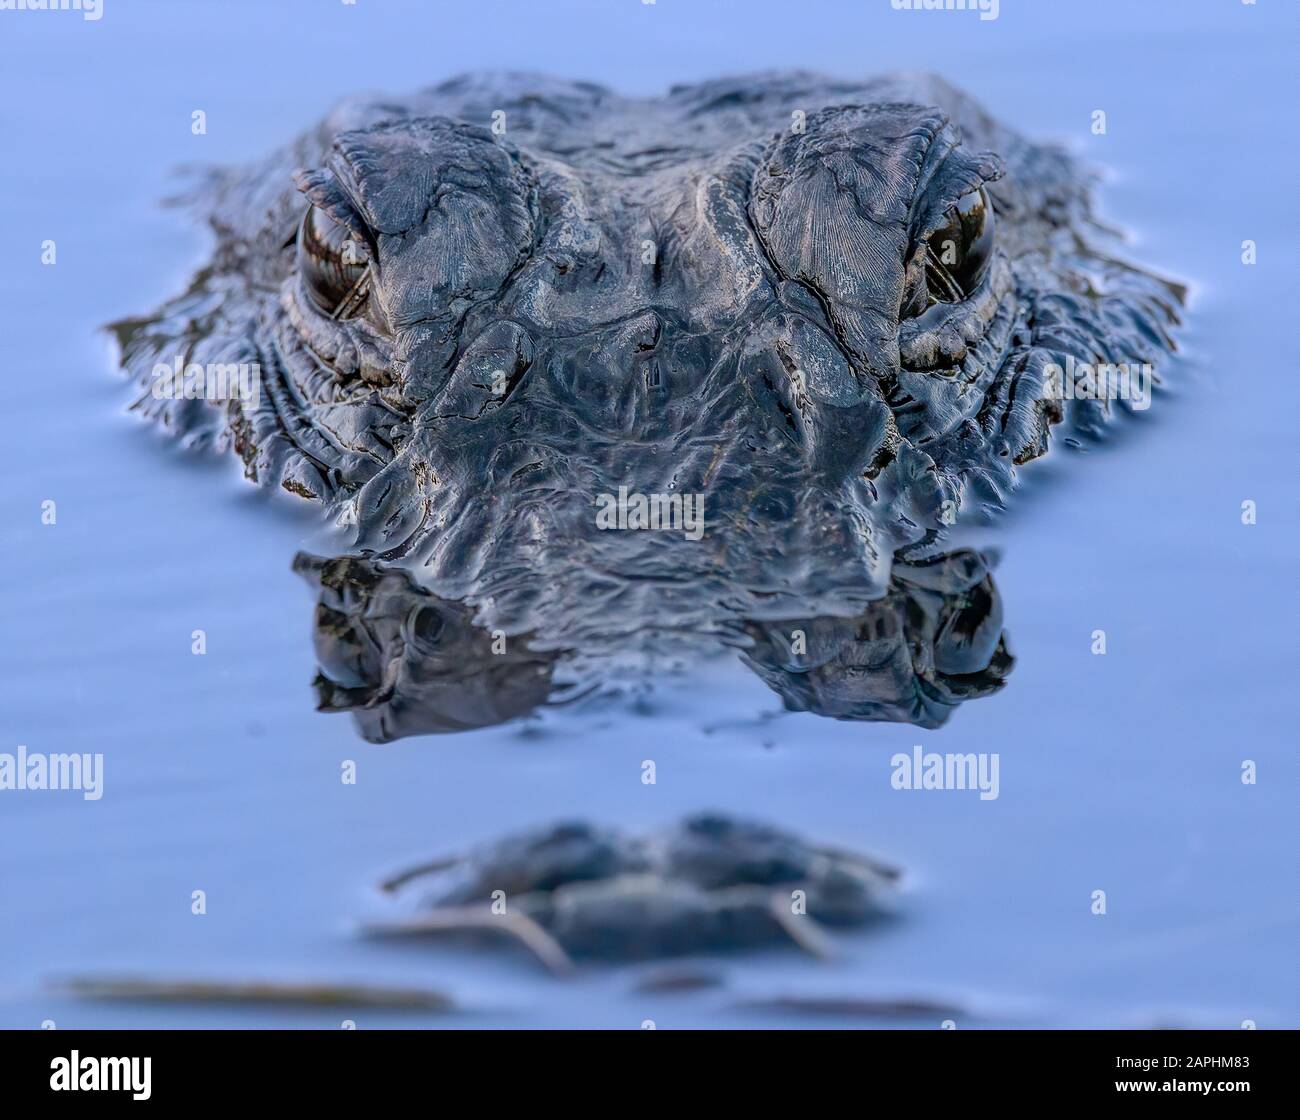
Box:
[113,73,1180,737]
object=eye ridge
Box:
[297,204,372,320]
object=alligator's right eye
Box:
[297,205,370,318]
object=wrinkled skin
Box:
[114,72,1180,739]
[370,813,899,965]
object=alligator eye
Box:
[409,605,446,649]
[923,187,994,303]
[297,205,370,318]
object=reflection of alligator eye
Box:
[297,205,370,318]
[410,605,446,648]
[924,187,994,303]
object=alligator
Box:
[113,72,1181,739]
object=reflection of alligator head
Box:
[294,552,557,741]
[297,547,1008,740]
[114,73,1179,733]
[741,550,1011,729]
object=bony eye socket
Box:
[297,205,370,318]
[924,187,994,303]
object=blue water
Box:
[1,0,1296,1029]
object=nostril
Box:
[436,320,535,417]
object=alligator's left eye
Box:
[297,205,370,319]
[923,187,994,303]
